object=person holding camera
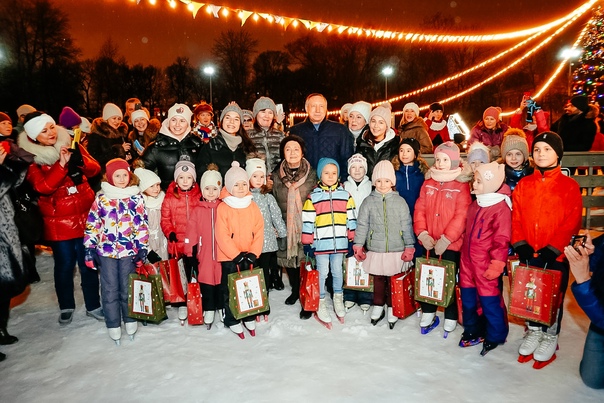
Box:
[509,94,549,150]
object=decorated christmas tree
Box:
[572,7,604,101]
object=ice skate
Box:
[243,320,256,337]
[314,298,332,329]
[518,325,543,363]
[178,306,187,326]
[360,304,370,315]
[333,293,345,324]
[420,312,439,335]
[370,305,385,326]
[532,334,558,369]
[387,307,398,330]
[203,311,215,330]
[229,323,245,339]
[459,332,484,348]
[273,268,285,291]
[480,341,499,356]
[108,327,122,346]
[125,322,138,341]
[344,301,356,312]
[443,319,457,338]
[218,309,224,323]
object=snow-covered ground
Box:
[1,251,603,402]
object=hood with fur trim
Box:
[91,117,128,139]
[17,125,71,166]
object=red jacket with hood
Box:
[161,181,202,256]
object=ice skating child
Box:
[302,158,357,327]
[246,157,287,318]
[459,162,511,355]
[134,167,168,263]
[184,164,224,329]
[216,161,264,338]
[414,141,472,335]
[160,156,202,323]
[343,153,372,314]
[353,160,415,329]
[499,128,534,192]
[512,131,582,368]
[84,158,149,345]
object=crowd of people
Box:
[0,93,603,389]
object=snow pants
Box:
[98,256,136,328]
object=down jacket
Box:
[18,127,100,241]
[468,121,509,159]
[160,182,203,256]
[355,129,399,178]
[251,188,287,253]
[247,126,285,173]
[197,132,248,179]
[184,199,222,285]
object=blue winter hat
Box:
[317,157,339,178]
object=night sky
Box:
[57,0,588,67]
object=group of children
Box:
[81,124,582,369]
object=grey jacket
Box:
[354,190,415,253]
[251,188,287,253]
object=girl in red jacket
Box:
[184,165,224,329]
[160,156,202,323]
[459,162,511,356]
[414,141,472,335]
[512,131,582,368]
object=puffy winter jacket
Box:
[197,132,248,179]
[141,132,204,190]
[251,188,287,253]
[247,126,285,173]
[511,165,582,260]
[343,176,372,211]
[395,160,425,218]
[398,118,433,155]
[18,128,100,242]
[468,122,509,158]
[161,182,203,256]
[355,129,399,178]
[413,170,472,252]
[184,199,222,285]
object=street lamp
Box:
[382,66,394,100]
[560,48,582,96]
[203,65,215,104]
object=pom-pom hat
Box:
[225,161,249,194]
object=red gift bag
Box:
[187,277,203,325]
[391,269,419,319]
[156,258,186,304]
[300,256,319,312]
[508,263,563,326]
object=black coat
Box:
[140,132,204,190]
[355,131,399,178]
[87,119,131,190]
[197,133,248,179]
[551,112,597,152]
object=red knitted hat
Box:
[106,158,130,186]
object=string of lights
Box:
[132,0,596,44]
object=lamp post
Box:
[561,48,582,97]
[381,66,394,100]
[203,65,215,104]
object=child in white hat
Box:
[134,167,167,263]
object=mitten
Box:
[168,232,178,243]
[352,245,366,262]
[514,243,535,262]
[434,235,451,256]
[277,237,287,251]
[132,249,147,268]
[417,231,436,250]
[233,252,247,265]
[483,260,506,280]
[401,247,415,262]
[84,248,97,270]
[303,245,315,258]
[538,246,559,266]
[346,241,354,258]
[147,250,162,264]
[245,252,257,264]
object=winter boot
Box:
[360,304,371,314]
[125,322,138,341]
[387,307,398,329]
[459,332,484,347]
[315,298,332,329]
[178,306,188,325]
[420,312,439,335]
[299,310,313,320]
[518,325,543,359]
[480,341,500,356]
[243,320,256,337]
[533,333,558,367]
[108,327,122,346]
[204,311,215,329]
[285,267,300,305]
[0,328,18,345]
[229,323,245,339]
[344,301,356,312]
[273,268,285,291]
[333,293,345,322]
[86,307,105,321]
[370,305,385,326]
[443,319,457,338]
[58,309,74,326]
[0,352,5,362]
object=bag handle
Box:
[168,242,180,259]
[425,250,443,263]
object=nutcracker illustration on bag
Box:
[525,274,537,312]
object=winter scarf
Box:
[143,191,165,210]
[220,129,242,152]
[279,158,311,259]
[429,166,462,183]
[476,193,512,209]
[100,182,140,200]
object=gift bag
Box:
[187,275,203,325]
[508,263,563,326]
[156,258,187,304]
[227,265,269,320]
[127,265,166,324]
[343,256,373,292]
[299,256,320,312]
[391,267,419,319]
[414,254,457,307]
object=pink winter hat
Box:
[434,141,461,169]
[483,106,500,121]
[371,160,396,186]
[474,162,505,194]
[225,161,249,193]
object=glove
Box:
[538,246,559,266]
[347,241,354,258]
[168,232,178,243]
[353,245,366,262]
[84,248,98,270]
[133,249,147,268]
[514,243,535,262]
[434,235,451,256]
[277,237,287,252]
[303,245,315,258]
[233,252,247,265]
[245,252,257,264]
[417,231,436,250]
[147,250,162,264]
[401,247,415,262]
[483,260,506,280]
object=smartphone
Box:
[70,128,81,150]
[276,103,284,116]
[134,139,144,153]
[570,234,587,251]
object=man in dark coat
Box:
[551,95,597,152]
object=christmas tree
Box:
[572,7,604,101]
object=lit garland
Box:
[132,0,597,44]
